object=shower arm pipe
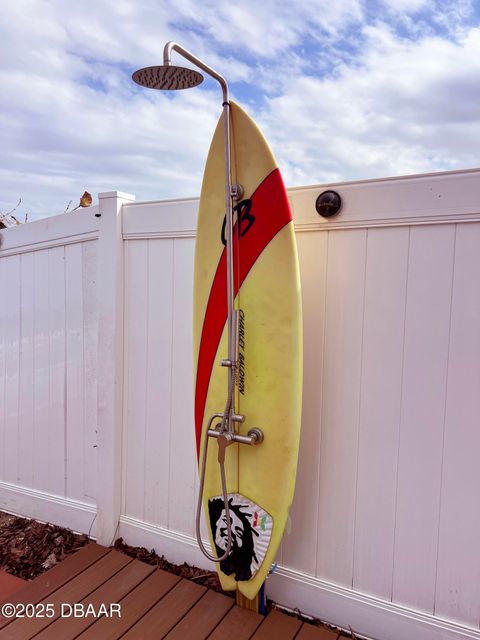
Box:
[164,41,237,434]
[163,41,229,102]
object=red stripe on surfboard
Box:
[195,168,292,455]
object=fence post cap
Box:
[98,191,135,201]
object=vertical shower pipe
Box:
[163,42,237,436]
[161,43,237,563]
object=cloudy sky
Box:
[1,0,479,220]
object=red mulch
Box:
[0,512,89,580]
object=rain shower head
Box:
[132,65,204,91]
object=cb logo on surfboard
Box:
[221,199,255,246]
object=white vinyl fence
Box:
[1,171,480,640]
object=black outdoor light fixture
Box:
[316,190,342,217]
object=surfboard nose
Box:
[132,65,204,90]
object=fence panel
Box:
[1,173,480,640]
[0,212,99,522]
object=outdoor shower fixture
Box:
[132,42,263,564]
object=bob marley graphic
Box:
[208,494,272,581]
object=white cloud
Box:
[257,22,480,186]
[168,0,364,56]
[379,0,431,12]
[0,1,479,219]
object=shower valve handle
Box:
[217,433,234,464]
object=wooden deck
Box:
[0,544,341,639]
[0,571,25,601]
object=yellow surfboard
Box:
[193,101,302,600]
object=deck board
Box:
[0,544,108,629]
[251,609,303,639]
[77,568,181,639]
[121,578,206,639]
[296,622,340,639]
[0,551,130,640]
[0,571,26,601]
[33,558,155,640]
[163,589,234,640]
[0,543,339,640]
[207,604,263,639]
